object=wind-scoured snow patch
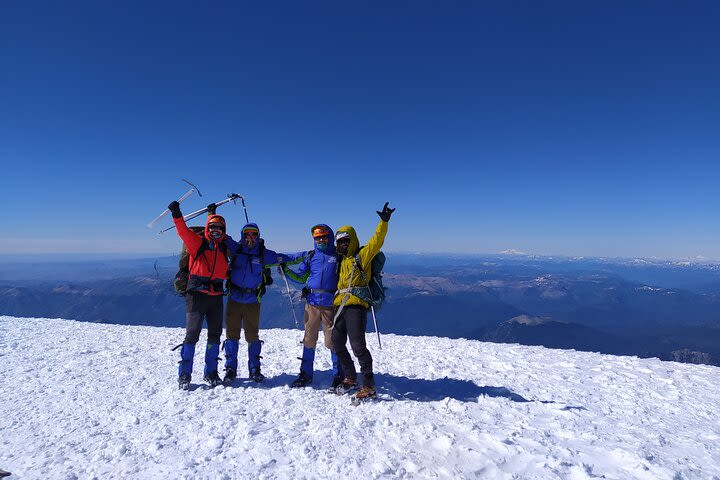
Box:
[1,316,719,479]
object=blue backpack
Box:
[350,249,387,310]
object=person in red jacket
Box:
[169,200,228,390]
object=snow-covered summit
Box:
[1,316,718,479]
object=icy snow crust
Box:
[1,316,719,479]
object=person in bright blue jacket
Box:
[283,224,343,388]
[223,222,302,384]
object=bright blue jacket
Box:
[285,224,339,307]
[226,223,301,304]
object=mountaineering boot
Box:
[204,370,222,387]
[290,347,315,388]
[178,373,191,391]
[223,339,239,384]
[177,342,195,390]
[334,377,358,395]
[291,371,312,388]
[203,342,222,387]
[355,385,377,400]
[248,340,264,382]
[223,368,237,384]
[330,351,344,389]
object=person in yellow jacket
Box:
[332,202,395,399]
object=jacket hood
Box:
[311,224,335,253]
[241,222,260,236]
[336,225,359,257]
[240,222,261,253]
[204,215,227,243]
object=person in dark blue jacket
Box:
[283,224,343,388]
[223,222,301,383]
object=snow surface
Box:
[1,316,719,480]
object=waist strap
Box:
[230,286,257,294]
[310,289,336,294]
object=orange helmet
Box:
[207,215,226,230]
[311,225,330,238]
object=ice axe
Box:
[158,193,244,234]
[147,179,202,228]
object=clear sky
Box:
[1,1,719,259]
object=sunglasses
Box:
[208,224,224,230]
[244,231,259,237]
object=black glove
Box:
[377,202,396,222]
[301,286,310,299]
[206,203,217,215]
[262,267,273,286]
[279,262,287,271]
[168,201,182,219]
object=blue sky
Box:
[1,1,719,258]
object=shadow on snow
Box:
[187,371,586,410]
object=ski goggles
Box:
[208,223,224,231]
[243,229,259,237]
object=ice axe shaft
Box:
[147,188,196,229]
[240,197,249,223]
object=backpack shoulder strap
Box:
[354,247,368,283]
[195,238,210,258]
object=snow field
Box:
[1,316,719,479]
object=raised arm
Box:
[169,201,202,255]
[358,202,395,270]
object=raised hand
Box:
[376,202,395,222]
[168,201,182,219]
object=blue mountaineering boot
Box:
[178,342,195,390]
[203,342,222,387]
[291,347,315,388]
[248,340,264,382]
[330,351,344,389]
[223,339,239,384]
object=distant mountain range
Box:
[1,253,719,365]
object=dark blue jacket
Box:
[286,224,339,307]
[226,223,301,304]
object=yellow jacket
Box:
[333,220,388,308]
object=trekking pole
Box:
[370,306,382,349]
[278,265,300,328]
[158,193,243,234]
[147,180,202,228]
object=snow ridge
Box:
[1,316,718,479]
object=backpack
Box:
[350,248,386,310]
[173,226,228,294]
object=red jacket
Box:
[174,214,228,296]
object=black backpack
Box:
[173,226,229,294]
[350,248,386,310]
